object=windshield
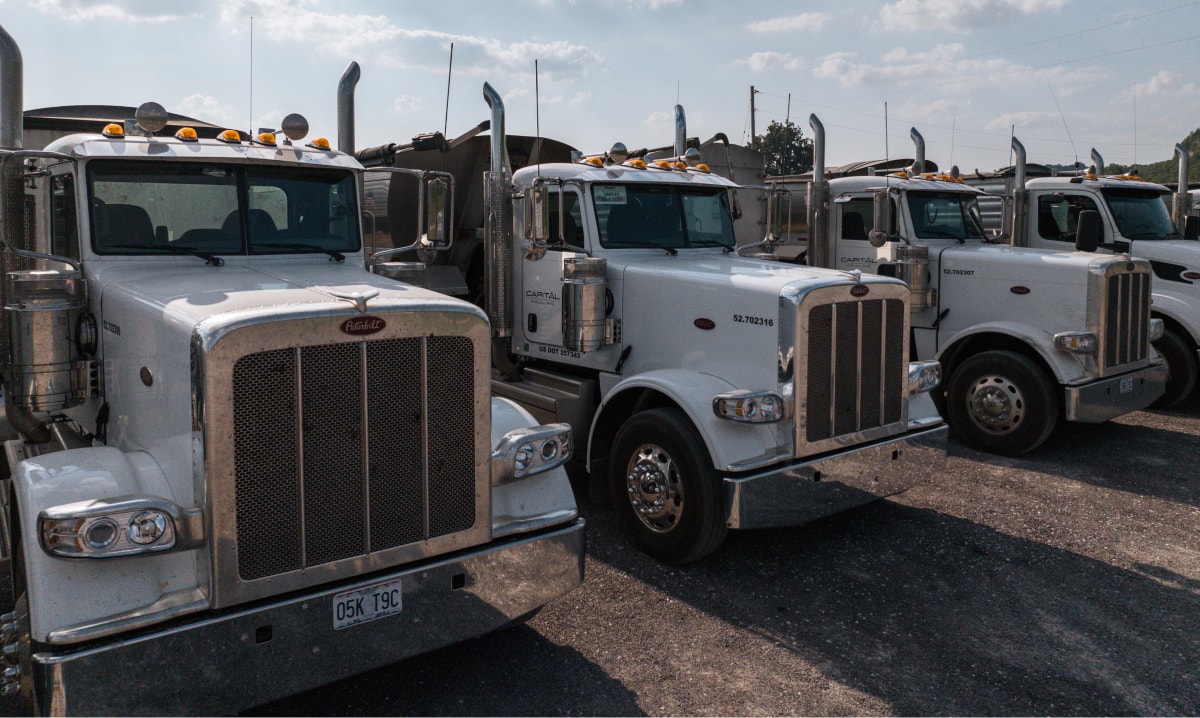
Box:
[593,183,735,249]
[906,191,987,240]
[88,160,360,256]
[1101,188,1178,240]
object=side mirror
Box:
[1075,209,1101,252]
[525,184,551,241]
[422,175,452,248]
[765,189,784,239]
[870,190,891,248]
[1184,214,1199,240]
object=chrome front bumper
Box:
[1064,361,1167,423]
[28,520,585,717]
[724,423,948,530]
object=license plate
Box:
[1120,376,1134,394]
[333,578,403,630]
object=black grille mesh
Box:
[232,336,477,582]
[1104,272,1150,369]
[805,298,904,444]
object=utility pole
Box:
[750,86,757,149]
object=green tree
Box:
[755,120,813,177]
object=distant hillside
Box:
[1106,127,1200,186]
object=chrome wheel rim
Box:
[965,373,1025,435]
[624,443,683,533]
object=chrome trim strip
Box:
[46,588,209,646]
[726,424,947,530]
[360,341,371,555]
[294,346,307,569]
[31,521,585,717]
[421,336,431,539]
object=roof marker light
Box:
[101,123,124,138]
[174,127,198,142]
[217,129,242,143]
[584,156,604,167]
[308,137,332,150]
[627,159,646,169]
[256,132,277,146]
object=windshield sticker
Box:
[594,186,627,205]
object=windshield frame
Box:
[1100,187,1179,240]
[904,190,987,241]
[86,159,361,258]
[591,182,736,251]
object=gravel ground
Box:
[253,393,1200,717]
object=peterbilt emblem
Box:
[341,316,386,335]
[850,285,870,297]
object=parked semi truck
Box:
[0,26,583,715]
[759,115,1166,456]
[969,141,1200,407]
[353,80,948,565]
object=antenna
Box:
[884,101,889,162]
[443,42,454,140]
[535,59,541,178]
[249,15,253,138]
[785,93,791,125]
[950,111,956,167]
[1132,82,1138,166]
[1048,80,1078,166]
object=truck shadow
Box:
[584,499,1200,716]
[246,623,643,717]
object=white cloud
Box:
[1126,71,1200,100]
[392,95,427,113]
[569,92,591,107]
[740,52,805,73]
[176,94,236,126]
[746,12,832,32]
[31,0,198,23]
[879,0,1069,33]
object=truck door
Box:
[1031,192,1108,252]
[520,187,587,348]
[834,195,894,272]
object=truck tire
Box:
[946,350,1058,456]
[609,408,727,564]
[1149,329,1198,409]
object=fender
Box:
[937,320,1090,386]
[489,397,577,538]
[1149,290,1200,346]
[12,446,203,643]
[589,369,783,473]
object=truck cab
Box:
[0,26,583,714]
[768,117,1167,456]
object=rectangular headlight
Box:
[1054,331,1098,354]
[491,423,573,484]
[712,390,786,423]
[39,496,202,559]
[1148,318,1164,342]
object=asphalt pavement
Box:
[252,393,1200,716]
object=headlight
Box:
[39,497,202,559]
[492,423,573,484]
[1053,331,1098,354]
[1148,318,1164,342]
[908,360,941,395]
[712,390,786,423]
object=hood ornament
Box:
[327,288,379,313]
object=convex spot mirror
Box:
[422,175,453,248]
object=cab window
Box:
[547,190,585,248]
[1037,194,1100,243]
[50,174,79,259]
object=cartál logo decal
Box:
[341,316,386,335]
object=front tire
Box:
[1149,329,1198,409]
[609,408,727,564]
[946,350,1058,456]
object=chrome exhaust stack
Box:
[909,128,926,175]
[673,105,686,158]
[1173,143,1193,228]
[482,82,513,341]
[805,114,831,270]
[1090,148,1105,176]
[337,61,361,156]
[1009,136,1030,248]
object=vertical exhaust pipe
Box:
[1010,136,1029,247]
[806,114,830,269]
[0,24,21,151]
[337,62,361,156]
[1090,148,1104,175]
[673,105,686,158]
[482,82,513,342]
[909,128,926,175]
[1174,143,1193,228]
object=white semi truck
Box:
[0,25,584,715]
[759,115,1166,456]
[353,81,949,565]
[970,141,1200,407]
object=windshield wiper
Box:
[607,243,678,256]
[258,242,346,262]
[106,243,224,266]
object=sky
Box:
[2,0,1199,174]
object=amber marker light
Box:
[257,132,277,145]
[217,129,242,143]
[174,127,199,142]
[308,137,332,150]
[101,123,124,138]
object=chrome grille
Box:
[232,336,476,582]
[805,298,904,445]
[1103,272,1150,371]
